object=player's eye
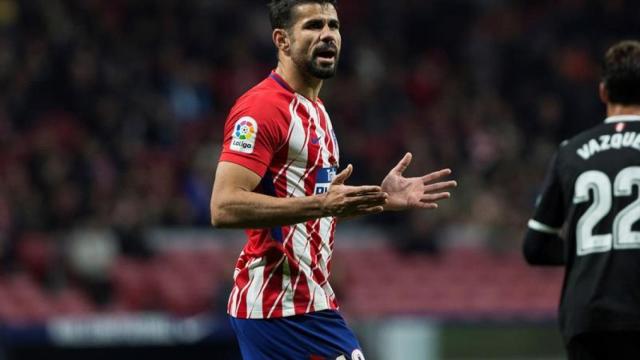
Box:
[304,20,324,30]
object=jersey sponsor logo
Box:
[576,132,640,160]
[230,116,258,154]
[315,167,337,195]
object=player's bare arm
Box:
[211,162,387,228]
[381,152,458,211]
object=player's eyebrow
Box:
[302,18,340,30]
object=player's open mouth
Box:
[315,48,337,62]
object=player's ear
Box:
[273,29,291,55]
[599,81,609,104]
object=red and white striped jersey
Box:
[219,72,341,319]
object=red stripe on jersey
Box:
[327,219,337,274]
[292,263,311,315]
[266,228,297,318]
[309,219,328,286]
[232,261,252,317]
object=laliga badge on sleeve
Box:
[230,116,258,154]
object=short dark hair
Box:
[268,0,338,30]
[602,40,640,105]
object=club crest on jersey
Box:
[315,167,337,195]
[230,116,258,154]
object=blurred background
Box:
[0,0,638,359]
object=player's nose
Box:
[319,25,338,43]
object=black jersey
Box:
[529,115,640,342]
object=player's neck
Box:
[275,62,323,102]
[607,103,640,118]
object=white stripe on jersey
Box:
[309,276,328,312]
[290,98,320,194]
[244,257,268,318]
[267,257,291,318]
[228,285,239,316]
[232,257,263,316]
[274,98,303,184]
[318,103,339,164]
[228,250,244,316]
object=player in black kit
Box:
[523,40,640,359]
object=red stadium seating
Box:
[0,246,562,323]
[336,247,563,320]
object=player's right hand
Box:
[320,164,388,218]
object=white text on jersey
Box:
[576,132,640,160]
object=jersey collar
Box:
[604,115,640,123]
[269,71,321,104]
[269,71,295,93]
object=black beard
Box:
[293,54,339,80]
[306,55,339,79]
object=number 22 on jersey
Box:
[574,166,640,255]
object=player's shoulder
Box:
[557,122,609,152]
[232,76,295,116]
[557,119,640,163]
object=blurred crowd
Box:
[0,0,638,300]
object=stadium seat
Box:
[336,247,562,319]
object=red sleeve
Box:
[219,95,287,177]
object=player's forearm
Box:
[211,191,328,229]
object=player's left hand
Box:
[381,153,457,211]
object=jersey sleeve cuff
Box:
[219,153,268,178]
[528,219,562,235]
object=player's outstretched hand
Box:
[381,153,457,211]
[320,164,388,218]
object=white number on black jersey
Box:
[573,166,640,255]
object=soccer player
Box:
[210,1,457,359]
[523,40,640,359]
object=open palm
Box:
[381,153,457,211]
